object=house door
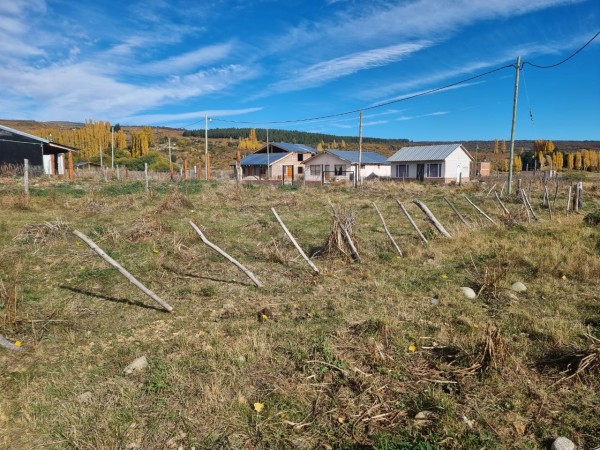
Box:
[286,166,293,179]
[416,164,425,181]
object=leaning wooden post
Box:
[566,185,572,216]
[520,191,531,223]
[23,159,29,196]
[372,202,402,256]
[412,200,452,238]
[544,185,553,220]
[396,200,428,244]
[73,230,173,312]
[463,195,497,225]
[0,334,24,352]
[494,191,511,217]
[271,207,320,273]
[189,221,263,287]
[444,197,471,229]
[521,189,539,220]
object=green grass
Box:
[0,176,599,449]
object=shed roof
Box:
[308,150,389,165]
[0,123,79,152]
[240,152,288,166]
[387,144,472,162]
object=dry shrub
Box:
[465,255,509,300]
[127,215,169,242]
[584,209,600,226]
[538,330,600,384]
[15,219,71,244]
[314,204,359,260]
[155,192,194,214]
[452,324,506,376]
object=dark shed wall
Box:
[0,140,44,165]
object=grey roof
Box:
[256,142,317,154]
[0,123,50,143]
[240,152,288,166]
[387,144,472,162]
[312,150,389,164]
[0,123,79,151]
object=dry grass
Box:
[0,176,599,449]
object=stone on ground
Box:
[511,281,527,292]
[551,437,576,450]
[460,287,477,299]
[123,356,148,374]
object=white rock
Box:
[511,282,527,292]
[551,437,576,450]
[414,410,435,420]
[460,287,477,299]
[123,356,148,374]
[430,297,440,305]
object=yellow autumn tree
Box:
[575,151,582,170]
[501,139,507,154]
[567,153,574,170]
[131,130,149,158]
[493,139,499,154]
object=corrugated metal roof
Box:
[0,123,50,143]
[269,142,317,154]
[240,152,288,166]
[325,150,390,164]
[387,144,471,162]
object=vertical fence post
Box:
[23,159,29,196]
[144,163,149,194]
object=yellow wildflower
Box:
[15,341,22,347]
[253,402,264,412]
[408,344,416,352]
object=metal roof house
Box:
[303,150,390,183]
[0,123,78,175]
[387,144,473,183]
[239,142,317,181]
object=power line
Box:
[183,30,599,129]
[522,30,600,69]
[209,64,515,126]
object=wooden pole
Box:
[443,197,471,229]
[463,195,497,225]
[396,200,428,244]
[520,190,531,223]
[73,230,173,312]
[412,200,452,238]
[68,152,74,180]
[522,189,539,220]
[271,207,320,273]
[486,184,497,197]
[566,185,572,216]
[494,191,511,217]
[183,160,188,180]
[189,221,263,287]
[544,185,553,220]
[0,334,24,352]
[144,163,149,194]
[372,202,402,256]
[23,159,29,196]
[207,154,211,180]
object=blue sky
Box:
[1,0,598,141]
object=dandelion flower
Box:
[337,416,346,424]
[15,341,22,347]
[408,344,416,352]
[152,248,159,254]
[261,314,269,321]
[253,402,264,412]
[441,274,448,279]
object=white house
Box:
[387,144,473,183]
[239,142,317,181]
[303,150,390,183]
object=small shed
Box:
[0,123,78,175]
[387,144,473,183]
[238,142,317,180]
[303,150,390,183]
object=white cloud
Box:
[264,42,429,96]
[125,108,264,125]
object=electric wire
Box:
[181,30,599,129]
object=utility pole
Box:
[357,111,363,188]
[204,114,209,180]
[111,126,114,169]
[266,128,270,179]
[508,56,520,195]
[100,145,103,168]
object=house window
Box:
[310,165,321,176]
[297,153,304,162]
[298,166,303,174]
[334,165,345,175]
[395,164,409,178]
[426,163,442,178]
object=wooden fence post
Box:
[68,152,74,180]
[396,200,428,244]
[271,207,320,273]
[412,200,452,238]
[23,159,29,196]
[373,202,403,256]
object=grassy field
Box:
[0,175,599,450]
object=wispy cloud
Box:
[264,42,429,96]
[125,108,264,126]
